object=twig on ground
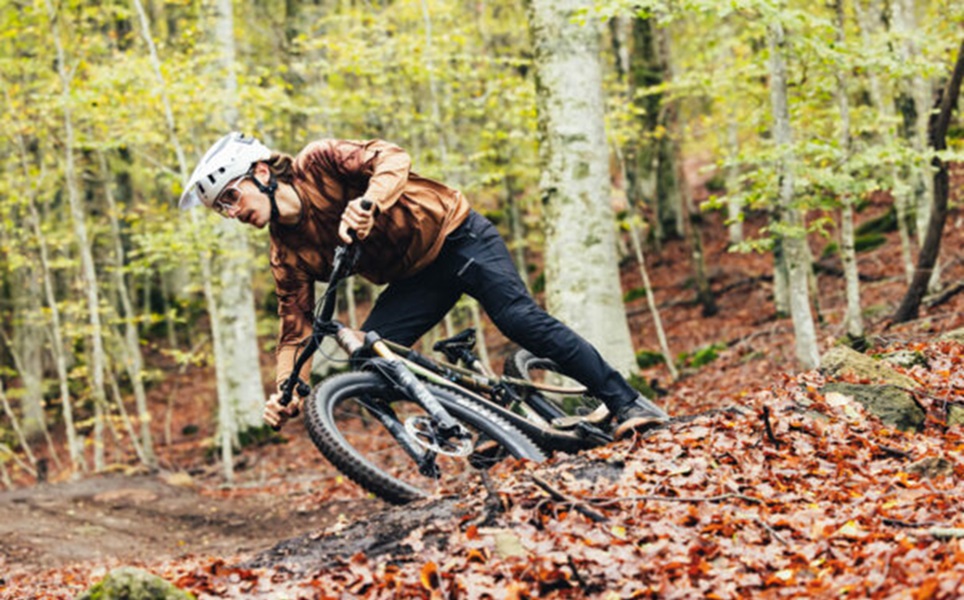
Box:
[567,555,589,590]
[762,406,782,447]
[591,492,763,506]
[756,517,790,546]
[462,470,505,530]
[876,445,913,460]
[531,474,609,523]
[882,519,964,539]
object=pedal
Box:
[550,404,610,430]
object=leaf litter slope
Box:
[10,339,960,599]
[180,339,963,598]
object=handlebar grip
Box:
[346,199,374,243]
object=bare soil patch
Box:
[0,472,376,573]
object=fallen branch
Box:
[925,280,964,309]
[876,445,913,460]
[762,406,783,447]
[531,474,609,523]
[591,492,763,506]
[926,528,964,539]
[882,518,940,529]
[813,260,884,282]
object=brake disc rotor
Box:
[404,416,473,457]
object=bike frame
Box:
[279,241,612,455]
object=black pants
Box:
[362,211,638,411]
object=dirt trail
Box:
[0,473,375,571]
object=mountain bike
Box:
[278,237,614,505]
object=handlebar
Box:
[276,199,373,415]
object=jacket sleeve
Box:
[311,139,412,214]
[271,248,315,388]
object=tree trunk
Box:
[0,378,38,473]
[853,0,915,283]
[833,0,864,341]
[660,26,717,317]
[99,151,157,469]
[45,0,111,471]
[527,0,637,375]
[725,101,743,245]
[893,38,964,323]
[628,16,681,244]
[628,220,678,381]
[0,222,46,440]
[20,163,84,472]
[892,0,941,292]
[766,19,820,370]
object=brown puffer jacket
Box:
[270,138,470,384]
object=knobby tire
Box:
[304,371,547,505]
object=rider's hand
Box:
[264,391,302,430]
[338,197,377,244]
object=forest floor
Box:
[1,177,963,597]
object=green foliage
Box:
[677,342,727,369]
[626,373,657,399]
[0,0,960,456]
[635,349,665,369]
[623,286,648,303]
[855,207,898,236]
[854,232,887,254]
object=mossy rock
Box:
[820,383,925,432]
[949,405,964,428]
[906,456,954,479]
[76,567,194,600]
[820,346,919,389]
[879,350,929,369]
[938,328,964,344]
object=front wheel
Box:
[304,371,547,505]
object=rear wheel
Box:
[304,371,547,505]
[503,349,603,421]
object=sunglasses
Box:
[212,176,249,215]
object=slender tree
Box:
[212,0,268,483]
[45,0,111,470]
[893,38,964,323]
[766,16,820,369]
[832,0,864,341]
[527,0,637,374]
[99,151,157,468]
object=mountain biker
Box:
[179,132,669,438]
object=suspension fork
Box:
[337,326,467,439]
[354,394,439,477]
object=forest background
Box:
[0,0,963,496]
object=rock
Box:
[161,471,196,489]
[819,383,925,432]
[820,346,919,389]
[75,567,194,600]
[879,350,928,369]
[938,328,964,344]
[906,456,954,479]
[949,405,964,428]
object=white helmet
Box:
[178,132,272,210]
